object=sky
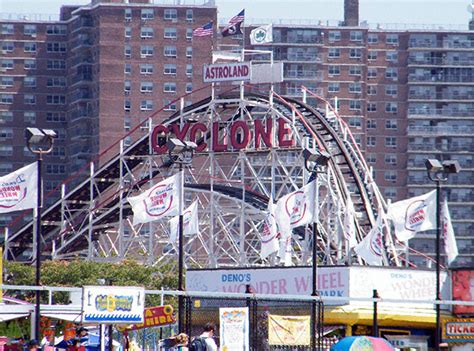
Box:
[0,0,472,28]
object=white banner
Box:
[220,307,249,351]
[169,200,199,242]
[387,190,437,242]
[260,197,280,259]
[250,24,273,45]
[354,212,384,265]
[82,286,145,324]
[0,162,37,214]
[343,197,357,249]
[276,181,315,229]
[442,199,458,265]
[127,173,182,226]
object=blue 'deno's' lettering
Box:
[221,273,251,283]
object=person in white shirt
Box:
[200,322,218,351]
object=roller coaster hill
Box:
[5,69,416,270]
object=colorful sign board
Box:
[443,319,474,342]
[118,305,176,331]
[268,315,310,346]
[452,269,474,315]
[203,62,251,83]
[82,286,145,324]
[219,307,249,351]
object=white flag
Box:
[260,197,280,259]
[250,24,273,45]
[354,212,384,266]
[275,181,315,229]
[442,199,458,265]
[344,197,357,248]
[169,200,199,242]
[127,172,182,226]
[387,190,437,242]
[0,162,38,214]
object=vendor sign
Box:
[203,62,251,83]
[443,318,474,343]
[118,305,175,331]
[268,315,310,346]
[220,307,249,351]
[82,286,145,324]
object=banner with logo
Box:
[268,314,310,346]
[354,212,384,265]
[250,24,273,45]
[387,190,436,242]
[260,197,280,259]
[127,173,182,226]
[442,199,458,265]
[220,307,249,351]
[275,181,315,229]
[0,162,37,214]
[169,200,199,242]
[117,305,175,331]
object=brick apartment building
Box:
[1,0,473,265]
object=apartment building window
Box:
[1,59,14,70]
[0,127,13,140]
[367,153,376,163]
[47,42,66,53]
[0,111,13,122]
[46,24,67,35]
[24,25,37,36]
[124,80,131,93]
[186,82,193,93]
[164,45,177,57]
[124,45,132,58]
[350,31,363,42]
[186,9,193,22]
[140,100,154,111]
[349,100,361,110]
[385,137,397,147]
[386,34,399,46]
[368,51,377,60]
[24,42,36,53]
[124,100,131,111]
[124,9,132,21]
[46,112,66,122]
[0,94,13,104]
[385,119,398,129]
[1,24,14,35]
[186,46,193,58]
[367,68,377,78]
[367,119,377,129]
[385,154,397,165]
[385,102,398,113]
[47,77,66,87]
[0,164,13,175]
[124,116,131,131]
[1,77,13,87]
[164,99,177,111]
[141,9,154,20]
[186,28,193,40]
[24,59,36,69]
[385,67,399,80]
[367,85,377,95]
[367,103,377,112]
[328,82,340,93]
[384,171,397,182]
[52,146,66,157]
[164,27,177,39]
[2,42,14,52]
[385,85,398,97]
[186,64,193,76]
[368,34,378,44]
[164,82,177,93]
[349,82,362,93]
[386,51,398,62]
[328,31,341,42]
[47,59,66,70]
[47,94,65,104]
[140,45,154,57]
[367,136,376,147]
[24,76,36,87]
[24,94,36,104]
[328,65,340,75]
[24,111,36,123]
[46,164,66,174]
[140,82,153,92]
[328,48,340,59]
[125,27,131,38]
[0,146,13,156]
[164,9,178,21]
[348,117,362,129]
[349,48,362,59]
[384,188,397,199]
[349,65,362,76]
[164,63,177,75]
[124,63,131,74]
[141,27,154,39]
[140,63,153,74]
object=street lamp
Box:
[167,138,197,333]
[425,158,460,351]
[303,148,330,351]
[25,127,57,341]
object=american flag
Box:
[193,21,213,37]
[228,9,245,25]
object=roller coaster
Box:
[5,84,405,269]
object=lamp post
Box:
[25,128,57,341]
[425,158,460,351]
[303,148,330,351]
[167,138,197,333]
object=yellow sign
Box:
[268,314,310,346]
[443,318,474,343]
